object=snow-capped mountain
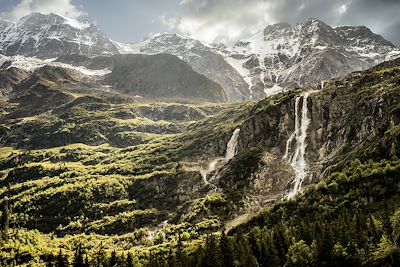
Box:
[1,13,399,102]
[116,33,250,102]
[0,13,118,58]
[215,19,400,99]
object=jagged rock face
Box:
[103,54,228,103]
[0,13,118,58]
[117,34,250,102]
[217,19,400,100]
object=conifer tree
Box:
[127,252,134,267]
[220,231,235,267]
[110,250,117,267]
[73,246,84,267]
[176,234,189,267]
[236,234,259,267]
[204,234,223,267]
[168,247,177,267]
[56,249,68,267]
[0,199,10,239]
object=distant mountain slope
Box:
[116,34,250,102]
[0,13,118,58]
[216,18,400,99]
[104,54,228,102]
[1,13,399,103]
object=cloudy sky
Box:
[0,0,399,46]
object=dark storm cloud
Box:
[169,0,400,46]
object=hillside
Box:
[103,54,228,102]
[0,54,400,265]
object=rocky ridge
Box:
[215,18,400,99]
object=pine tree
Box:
[95,243,107,267]
[127,252,134,267]
[83,254,89,267]
[110,250,117,267]
[285,240,316,267]
[73,246,84,267]
[56,249,68,267]
[236,234,259,267]
[0,199,10,239]
[204,234,223,267]
[167,247,177,267]
[220,231,235,267]
[190,245,205,267]
[176,234,189,267]
[261,232,280,267]
[248,229,263,264]
[272,226,289,265]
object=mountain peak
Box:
[151,32,190,40]
[221,18,400,99]
[305,17,325,23]
[0,12,118,58]
[17,12,91,30]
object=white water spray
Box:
[225,128,241,161]
[201,128,241,184]
[283,92,312,199]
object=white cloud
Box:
[338,4,348,14]
[163,0,277,43]
[1,0,85,21]
[161,0,400,45]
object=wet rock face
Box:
[214,61,400,216]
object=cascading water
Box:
[283,92,312,199]
[225,128,241,161]
[201,128,241,184]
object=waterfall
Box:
[283,92,312,199]
[225,128,241,161]
[201,128,241,184]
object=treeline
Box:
[24,209,400,267]
[55,159,400,266]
